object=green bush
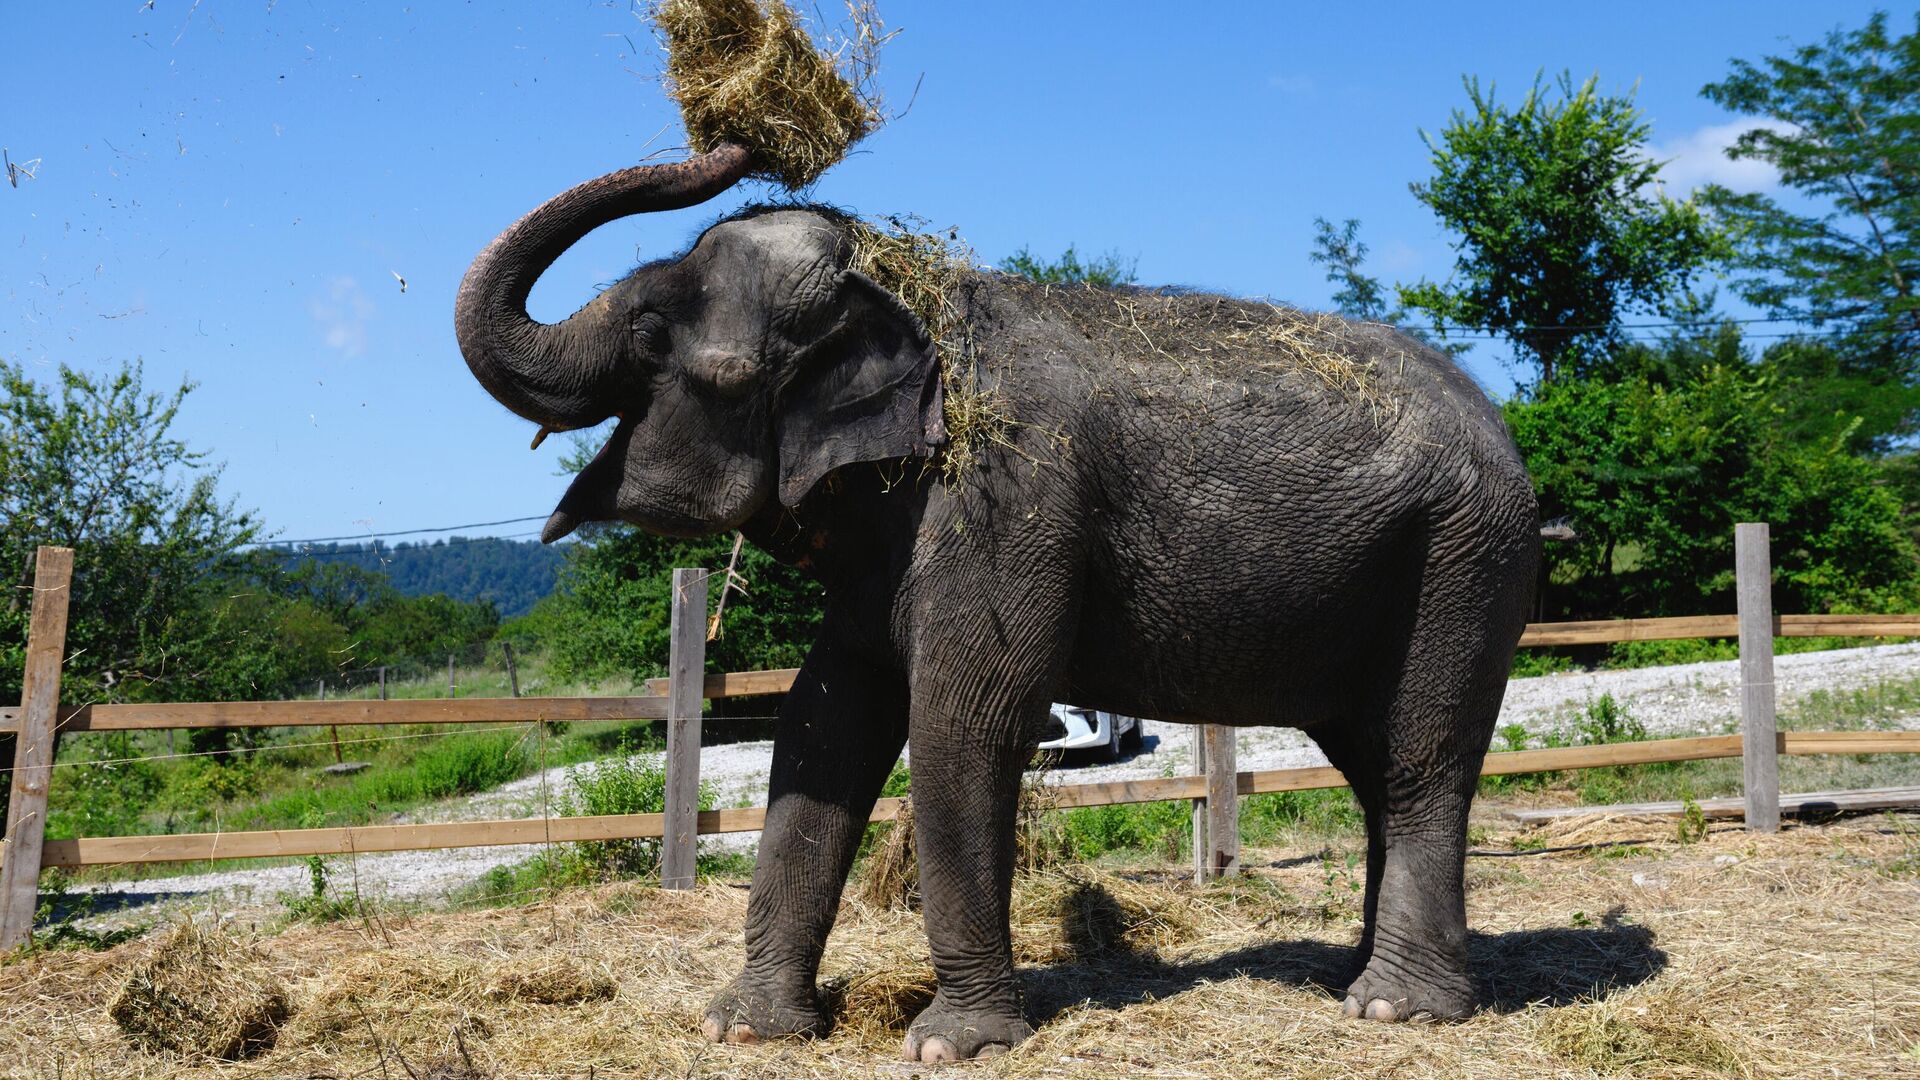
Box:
[1510,650,1577,678]
[560,751,715,878]
[1508,363,1920,622]
[414,731,529,799]
[1241,788,1364,840]
[44,746,163,840]
[1059,800,1190,861]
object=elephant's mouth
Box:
[541,415,634,544]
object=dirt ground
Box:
[4,814,1918,1079]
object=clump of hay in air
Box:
[848,217,1014,482]
[107,920,291,1062]
[655,0,885,189]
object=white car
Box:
[1038,704,1143,760]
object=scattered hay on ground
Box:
[1535,995,1752,1077]
[655,0,884,189]
[6,816,1919,1078]
[105,919,290,1061]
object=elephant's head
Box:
[455,142,947,542]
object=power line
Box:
[256,515,549,547]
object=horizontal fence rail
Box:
[11,730,1918,870]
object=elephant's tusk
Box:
[530,426,553,451]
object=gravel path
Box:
[74,642,1920,913]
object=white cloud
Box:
[1266,73,1316,97]
[308,276,374,358]
[1646,118,1797,195]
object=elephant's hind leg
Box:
[703,627,907,1044]
[1340,551,1525,1022]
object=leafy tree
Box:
[1,360,260,705]
[1308,217,1390,321]
[1002,244,1138,287]
[1304,217,1442,348]
[1400,73,1725,384]
[508,527,822,684]
[1508,352,1920,620]
[505,430,825,683]
[1699,11,1920,441]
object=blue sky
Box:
[2,2,1891,544]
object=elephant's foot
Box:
[1340,955,1474,1023]
[901,994,1033,1062]
[701,973,827,1044]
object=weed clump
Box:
[656,0,884,190]
[108,920,291,1061]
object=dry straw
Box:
[655,0,884,190]
[847,217,1016,482]
[105,919,290,1061]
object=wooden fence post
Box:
[321,680,341,765]
[502,642,521,698]
[1,546,75,951]
[1203,724,1240,877]
[1735,523,1780,833]
[1190,726,1206,884]
[661,568,708,890]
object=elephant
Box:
[455,140,1539,1061]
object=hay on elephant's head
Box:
[107,920,290,1061]
[847,217,1013,482]
[655,0,885,189]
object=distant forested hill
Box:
[273,537,565,617]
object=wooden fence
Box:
[6,522,1920,948]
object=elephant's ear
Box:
[775,270,948,506]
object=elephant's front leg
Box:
[703,630,907,1044]
[899,689,1046,1062]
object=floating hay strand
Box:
[107,920,290,1062]
[656,0,884,189]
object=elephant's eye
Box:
[630,312,670,355]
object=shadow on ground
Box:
[1021,896,1664,1023]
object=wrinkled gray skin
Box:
[456,146,1538,1061]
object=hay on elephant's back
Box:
[1018,279,1400,419]
[655,0,885,189]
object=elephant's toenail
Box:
[976,1042,1011,1059]
[701,1015,725,1042]
[919,1036,961,1062]
[1342,994,1364,1019]
[1364,998,1399,1021]
[725,1024,760,1045]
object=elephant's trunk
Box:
[454,142,753,430]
